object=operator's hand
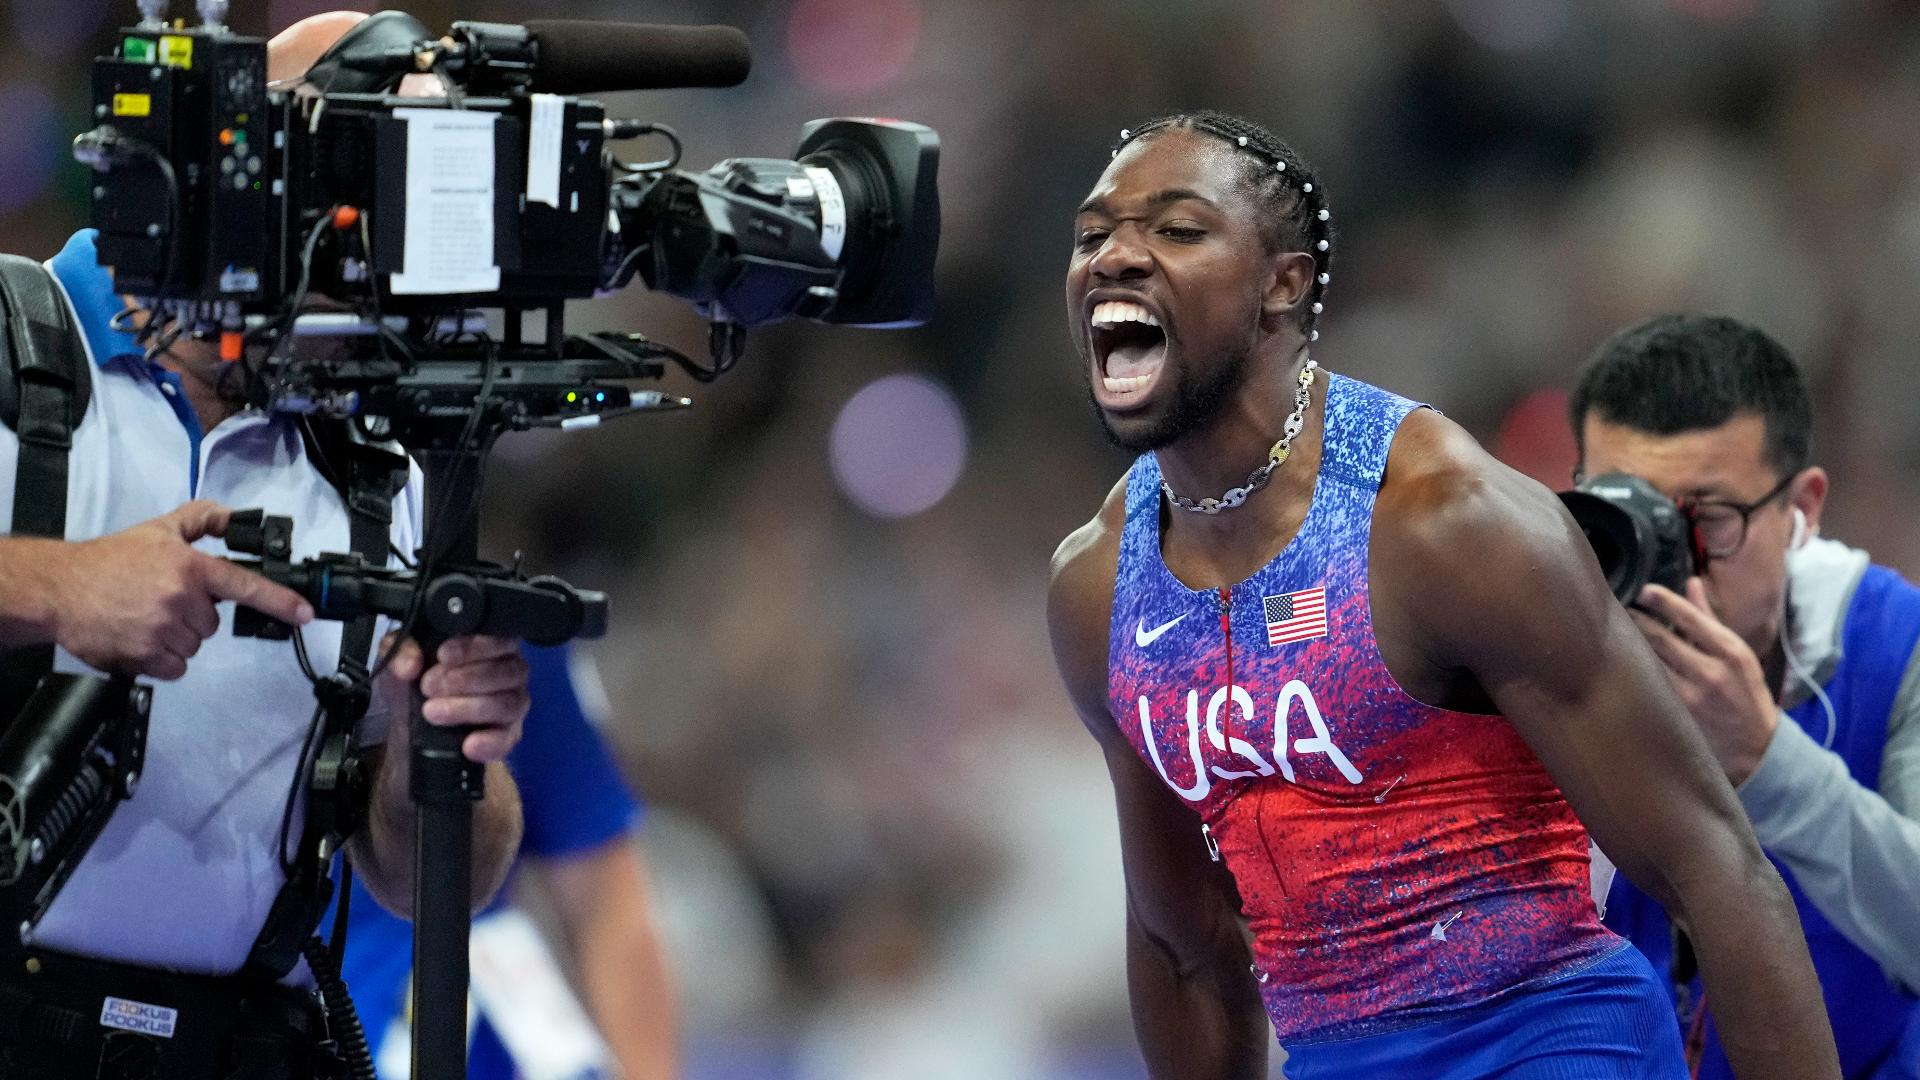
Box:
[52,499,316,680]
[380,634,530,762]
[1630,578,1780,785]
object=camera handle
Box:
[227,458,605,1080]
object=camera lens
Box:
[1558,473,1696,605]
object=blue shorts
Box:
[1280,944,1688,1080]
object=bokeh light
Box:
[1670,0,1759,23]
[787,0,923,96]
[1492,387,1580,491]
[12,0,109,55]
[0,82,62,218]
[828,373,967,519]
[1446,0,1574,55]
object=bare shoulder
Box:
[1372,408,1613,670]
[1374,407,1580,566]
[1048,475,1129,733]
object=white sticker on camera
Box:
[804,165,847,263]
[526,93,564,210]
[390,108,502,296]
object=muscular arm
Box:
[541,840,680,1080]
[1373,411,1838,1080]
[1049,508,1267,1080]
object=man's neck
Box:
[122,301,245,431]
[1155,352,1324,582]
[1758,610,1790,706]
[159,355,244,432]
[1153,348,1312,505]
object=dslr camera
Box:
[1558,473,1701,605]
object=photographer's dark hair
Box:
[1113,110,1334,337]
[1570,313,1812,477]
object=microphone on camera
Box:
[523,21,752,95]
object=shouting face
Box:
[1065,126,1289,452]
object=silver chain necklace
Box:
[1162,359,1318,515]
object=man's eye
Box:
[1162,226,1205,241]
[1076,230,1109,249]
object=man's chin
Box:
[1093,396,1183,454]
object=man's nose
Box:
[1090,226,1152,281]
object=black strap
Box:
[244,422,406,981]
[0,255,88,718]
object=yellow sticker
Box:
[111,93,152,118]
[159,35,193,68]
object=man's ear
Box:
[1260,251,1315,328]
[1790,466,1829,543]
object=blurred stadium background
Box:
[5,1,1919,1076]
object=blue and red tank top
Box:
[1107,373,1620,1042]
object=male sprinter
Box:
[1045,110,1838,1078]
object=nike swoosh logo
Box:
[1135,614,1187,648]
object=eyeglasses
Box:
[1681,473,1797,560]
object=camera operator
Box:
[1571,313,1920,1079]
[0,38,533,1080]
[247,15,681,1078]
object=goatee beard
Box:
[1089,340,1255,454]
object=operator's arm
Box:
[1373,410,1838,1080]
[543,839,680,1080]
[348,635,528,916]
[0,501,314,676]
[0,537,64,648]
[1049,507,1267,1080]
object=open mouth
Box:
[1090,299,1168,403]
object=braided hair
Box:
[1111,110,1334,340]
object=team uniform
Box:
[1107,373,1687,1076]
[339,643,640,1080]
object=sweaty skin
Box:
[1048,126,1838,1079]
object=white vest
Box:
[0,281,422,976]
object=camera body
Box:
[78,14,939,343]
[1558,473,1699,605]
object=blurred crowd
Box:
[5,1,1920,1076]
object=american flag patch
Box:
[1264,587,1328,646]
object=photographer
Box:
[1571,314,1920,1079]
[0,43,533,1080]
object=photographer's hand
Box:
[1630,579,1780,785]
[1,499,316,680]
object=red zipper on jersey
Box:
[1219,586,1233,693]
